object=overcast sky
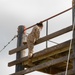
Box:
[0,0,72,75]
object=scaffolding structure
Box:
[8,0,75,75]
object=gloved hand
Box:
[23,42,27,45]
[34,41,37,44]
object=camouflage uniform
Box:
[27,25,40,58]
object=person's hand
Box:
[34,41,37,44]
[23,42,27,45]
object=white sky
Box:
[0,0,72,75]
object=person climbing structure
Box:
[27,22,43,63]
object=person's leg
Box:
[28,50,33,58]
[28,43,34,58]
[27,43,34,65]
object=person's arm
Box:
[31,26,40,43]
[35,26,40,41]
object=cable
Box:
[65,23,75,74]
[0,35,17,53]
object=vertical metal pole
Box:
[72,0,75,72]
[46,21,48,48]
[15,25,25,75]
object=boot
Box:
[27,57,33,66]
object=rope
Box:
[24,7,72,31]
[0,35,17,53]
[19,7,73,37]
[65,21,75,75]
[40,7,72,23]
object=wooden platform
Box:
[8,25,75,75]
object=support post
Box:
[46,21,48,48]
[15,25,26,75]
[72,0,75,72]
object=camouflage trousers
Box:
[27,40,34,58]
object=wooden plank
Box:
[9,25,73,55]
[72,0,75,72]
[8,39,75,67]
[39,66,65,74]
[54,69,75,75]
[10,54,75,75]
